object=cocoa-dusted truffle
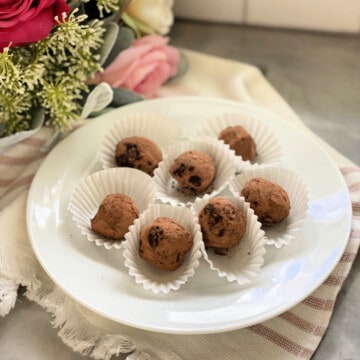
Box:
[169,150,216,195]
[241,177,290,225]
[115,136,162,176]
[219,126,256,161]
[91,193,139,240]
[139,217,193,271]
[199,198,246,251]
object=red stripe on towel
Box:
[340,252,357,263]
[323,275,345,287]
[279,312,326,337]
[20,137,47,147]
[3,174,34,196]
[0,153,45,166]
[302,297,335,311]
[341,168,360,176]
[349,183,360,193]
[0,178,14,187]
[352,203,360,214]
[249,324,314,358]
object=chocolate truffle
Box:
[139,217,193,271]
[115,136,162,176]
[91,193,139,240]
[169,150,216,195]
[241,177,290,225]
[219,126,256,161]
[199,198,246,251]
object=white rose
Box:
[126,0,174,35]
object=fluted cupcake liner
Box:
[122,203,203,294]
[195,112,282,172]
[153,135,237,206]
[229,166,309,248]
[99,112,182,171]
[68,168,156,249]
[192,194,266,285]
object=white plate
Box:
[27,97,352,334]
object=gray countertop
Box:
[0,20,359,360]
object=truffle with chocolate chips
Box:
[139,217,193,271]
[199,197,246,252]
[169,150,216,195]
[115,136,162,176]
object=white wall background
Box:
[174,0,360,33]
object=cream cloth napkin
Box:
[0,49,359,360]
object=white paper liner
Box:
[195,112,282,172]
[122,203,203,293]
[192,194,266,285]
[99,112,182,170]
[153,135,237,206]
[68,168,156,250]
[229,166,309,248]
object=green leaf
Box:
[69,1,85,15]
[120,13,157,36]
[120,12,141,38]
[98,22,119,65]
[102,26,135,68]
[111,87,143,107]
[100,13,117,25]
[169,51,189,81]
[29,107,45,129]
[0,123,5,138]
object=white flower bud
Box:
[126,0,174,35]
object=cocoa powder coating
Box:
[199,197,246,251]
[241,177,290,225]
[139,217,193,271]
[219,125,256,161]
[115,136,162,176]
[169,150,216,195]
[91,193,139,240]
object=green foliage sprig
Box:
[0,8,106,136]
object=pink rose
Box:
[0,0,70,51]
[96,35,180,98]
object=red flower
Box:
[0,0,70,51]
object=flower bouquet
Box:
[0,0,187,146]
